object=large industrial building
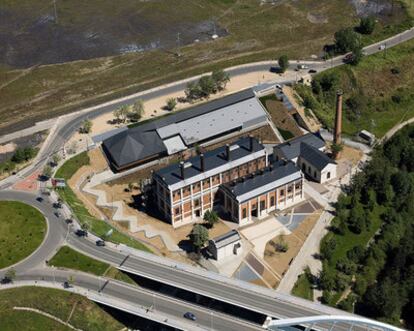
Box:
[102,89,268,172]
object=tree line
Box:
[318,125,414,328]
[0,146,38,175]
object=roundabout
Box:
[0,201,47,269]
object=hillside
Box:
[0,0,410,134]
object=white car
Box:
[379,44,386,50]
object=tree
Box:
[278,55,289,73]
[4,268,16,282]
[273,235,289,252]
[11,147,36,163]
[42,165,53,179]
[79,119,92,134]
[189,224,209,253]
[203,210,219,228]
[118,105,129,123]
[185,81,203,101]
[128,99,144,122]
[349,46,363,66]
[52,154,61,167]
[113,108,121,123]
[334,28,361,54]
[358,16,376,35]
[166,98,177,111]
[211,69,230,91]
[198,75,216,97]
[331,142,343,158]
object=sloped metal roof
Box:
[299,142,335,171]
[222,161,302,203]
[275,133,325,160]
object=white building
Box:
[208,230,242,261]
[274,133,337,184]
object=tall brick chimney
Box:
[334,90,343,146]
[249,135,254,151]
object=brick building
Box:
[220,160,304,225]
[152,136,267,227]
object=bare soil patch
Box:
[264,212,321,277]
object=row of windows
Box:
[172,157,266,201]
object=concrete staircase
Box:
[82,170,180,252]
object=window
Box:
[194,199,200,207]
[327,172,331,179]
[242,208,247,219]
[174,207,180,215]
[260,200,265,210]
[270,196,275,207]
[288,185,292,193]
[280,189,284,196]
[314,171,317,178]
[302,163,306,172]
[308,165,311,174]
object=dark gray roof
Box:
[103,89,255,169]
[210,230,241,249]
[154,136,264,186]
[299,143,335,171]
[102,129,166,168]
[275,133,325,160]
[222,161,300,199]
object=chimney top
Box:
[225,144,231,161]
[337,89,343,96]
[200,153,205,172]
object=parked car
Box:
[75,229,88,237]
[65,218,73,224]
[343,53,354,63]
[36,197,44,202]
[96,240,105,247]
[53,202,62,209]
[54,211,61,218]
[379,44,386,50]
[297,64,309,70]
[275,83,282,89]
[308,69,317,74]
[184,312,196,321]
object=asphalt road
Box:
[15,269,262,331]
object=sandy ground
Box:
[264,211,321,277]
[86,180,231,258]
[0,142,16,154]
[67,148,109,220]
[88,69,296,136]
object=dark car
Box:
[75,229,88,237]
[54,211,61,218]
[184,312,196,321]
[343,53,354,63]
[1,276,12,284]
[53,202,63,209]
[65,218,73,224]
[63,281,72,289]
[308,69,317,74]
[36,197,44,203]
[96,240,105,247]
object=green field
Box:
[55,153,152,252]
[0,286,123,331]
[49,246,135,284]
[0,201,47,269]
[296,36,414,138]
[0,0,410,134]
[292,272,314,301]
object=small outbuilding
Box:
[208,230,242,261]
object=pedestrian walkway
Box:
[12,170,41,192]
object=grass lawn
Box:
[55,152,90,180]
[292,272,314,301]
[49,246,109,276]
[55,153,152,253]
[0,1,410,134]
[0,287,124,331]
[0,201,47,269]
[49,246,136,285]
[297,37,414,138]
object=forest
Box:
[319,125,414,328]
